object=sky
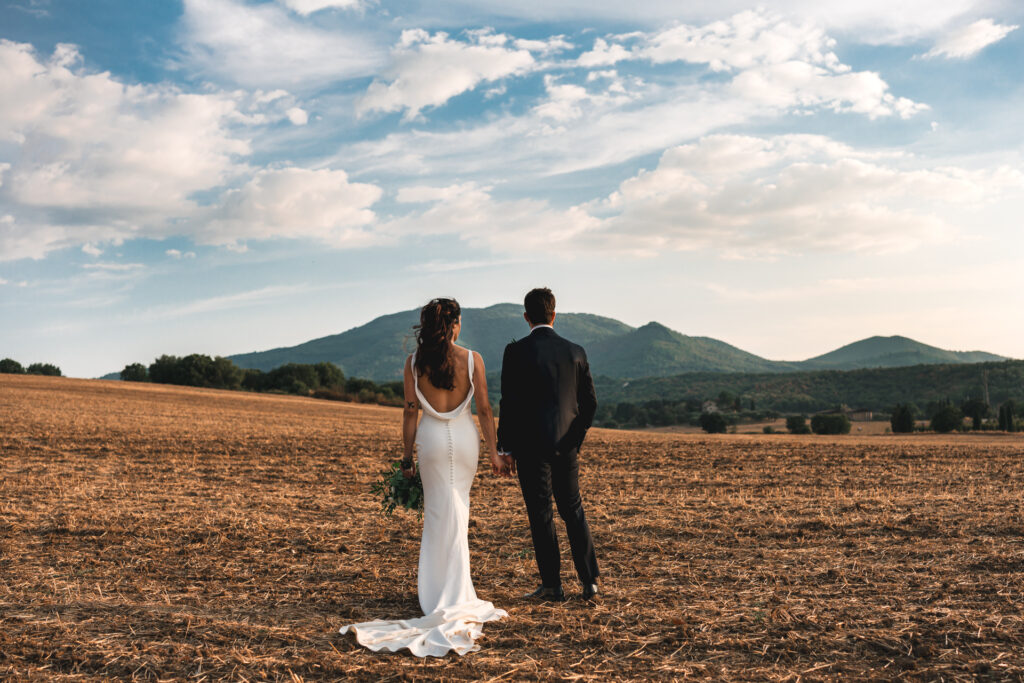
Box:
[1,0,1023,378]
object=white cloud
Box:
[166,249,197,259]
[580,11,927,120]
[357,29,535,119]
[180,0,382,89]
[922,18,1018,59]
[589,134,1024,256]
[278,0,362,15]
[82,262,145,271]
[143,284,313,320]
[286,106,309,125]
[81,243,102,256]
[384,182,599,252]
[341,12,927,183]
[380,135,1024,258]
[0,39,252,260]
[514,36,574,55]
[412,0,986,45]
[201,166,384,248]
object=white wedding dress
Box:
[340,350,507,657]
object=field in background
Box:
[2,375,1023,680]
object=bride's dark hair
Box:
[414,298,461,391]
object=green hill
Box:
[796,335,1006,371]
[227,304,634,380]
[587,322,792,377]
[101,305,1010,382]
[595,359,1024,413]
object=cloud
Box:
[342,12,926,184]
[357,29,536,119]
[278,0,362,15]
[81,243,103,256]
[0,39,252,260]
[200,166,384,248]
[579,11,927,119]
[166,249,197,259]
[922,19,1018,59]
[384,182,599,252]
[143,284,313,320]
[286,106,309,125]
[381,135,1024,258]
[408,0,986,45]
[588,134,1023,256]
[179,0,382,89]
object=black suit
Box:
[497,326,599,588]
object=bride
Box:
[340,298,512,657]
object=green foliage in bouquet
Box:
[371,461,424,516]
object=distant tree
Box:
[0,358,25,374]
[998,401,1017,432]
[811,413,852,435]
[960,398,989,431]
[148,355,181,384]
[786,415,811,434]
[699,412,727,434]
[266,363,320,394]
[930,405,963,433]
[345,377,378,395]
[762,425,775,434]
[241,368,267,392]
[313,362,344,389]
[26,363,62,376]
[890,404,916,434]
[120,363,148,382]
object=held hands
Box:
[490,452,516,478]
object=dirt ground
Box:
[2,374,1023,681]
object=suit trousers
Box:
[516,448,599,588]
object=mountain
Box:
[101,305,1009,381]
[795,335,1006,371]
[587,322,793,376]
[227,304,633,380]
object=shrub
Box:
[811,413,852,435]
[699,412,727,434]
[785,415,811,434]
[762,425,775,434]
[930,405,963,433]
[120,363,148,382]
[0,358,25,374]
[26,363,61,376]
[890,404,916,434]
[960,398,989,431]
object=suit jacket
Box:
[497,327,597,458]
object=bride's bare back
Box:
[412,345,472,413]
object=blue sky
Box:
[1,0,1023,377]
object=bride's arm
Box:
[473,352,510,476]
[401,355,418,476]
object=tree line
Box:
[0,359,62,376]
[120,354,403,406]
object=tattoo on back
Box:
[407,401,417,409]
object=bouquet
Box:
[371,460,424,516]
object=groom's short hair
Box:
[524,288,556,325]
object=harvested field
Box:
[2,374,1023,681]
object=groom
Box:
[497,288,600,601]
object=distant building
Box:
[849,408,873,421]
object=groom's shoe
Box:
[581,582,599,601]
[525,585,565,602]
